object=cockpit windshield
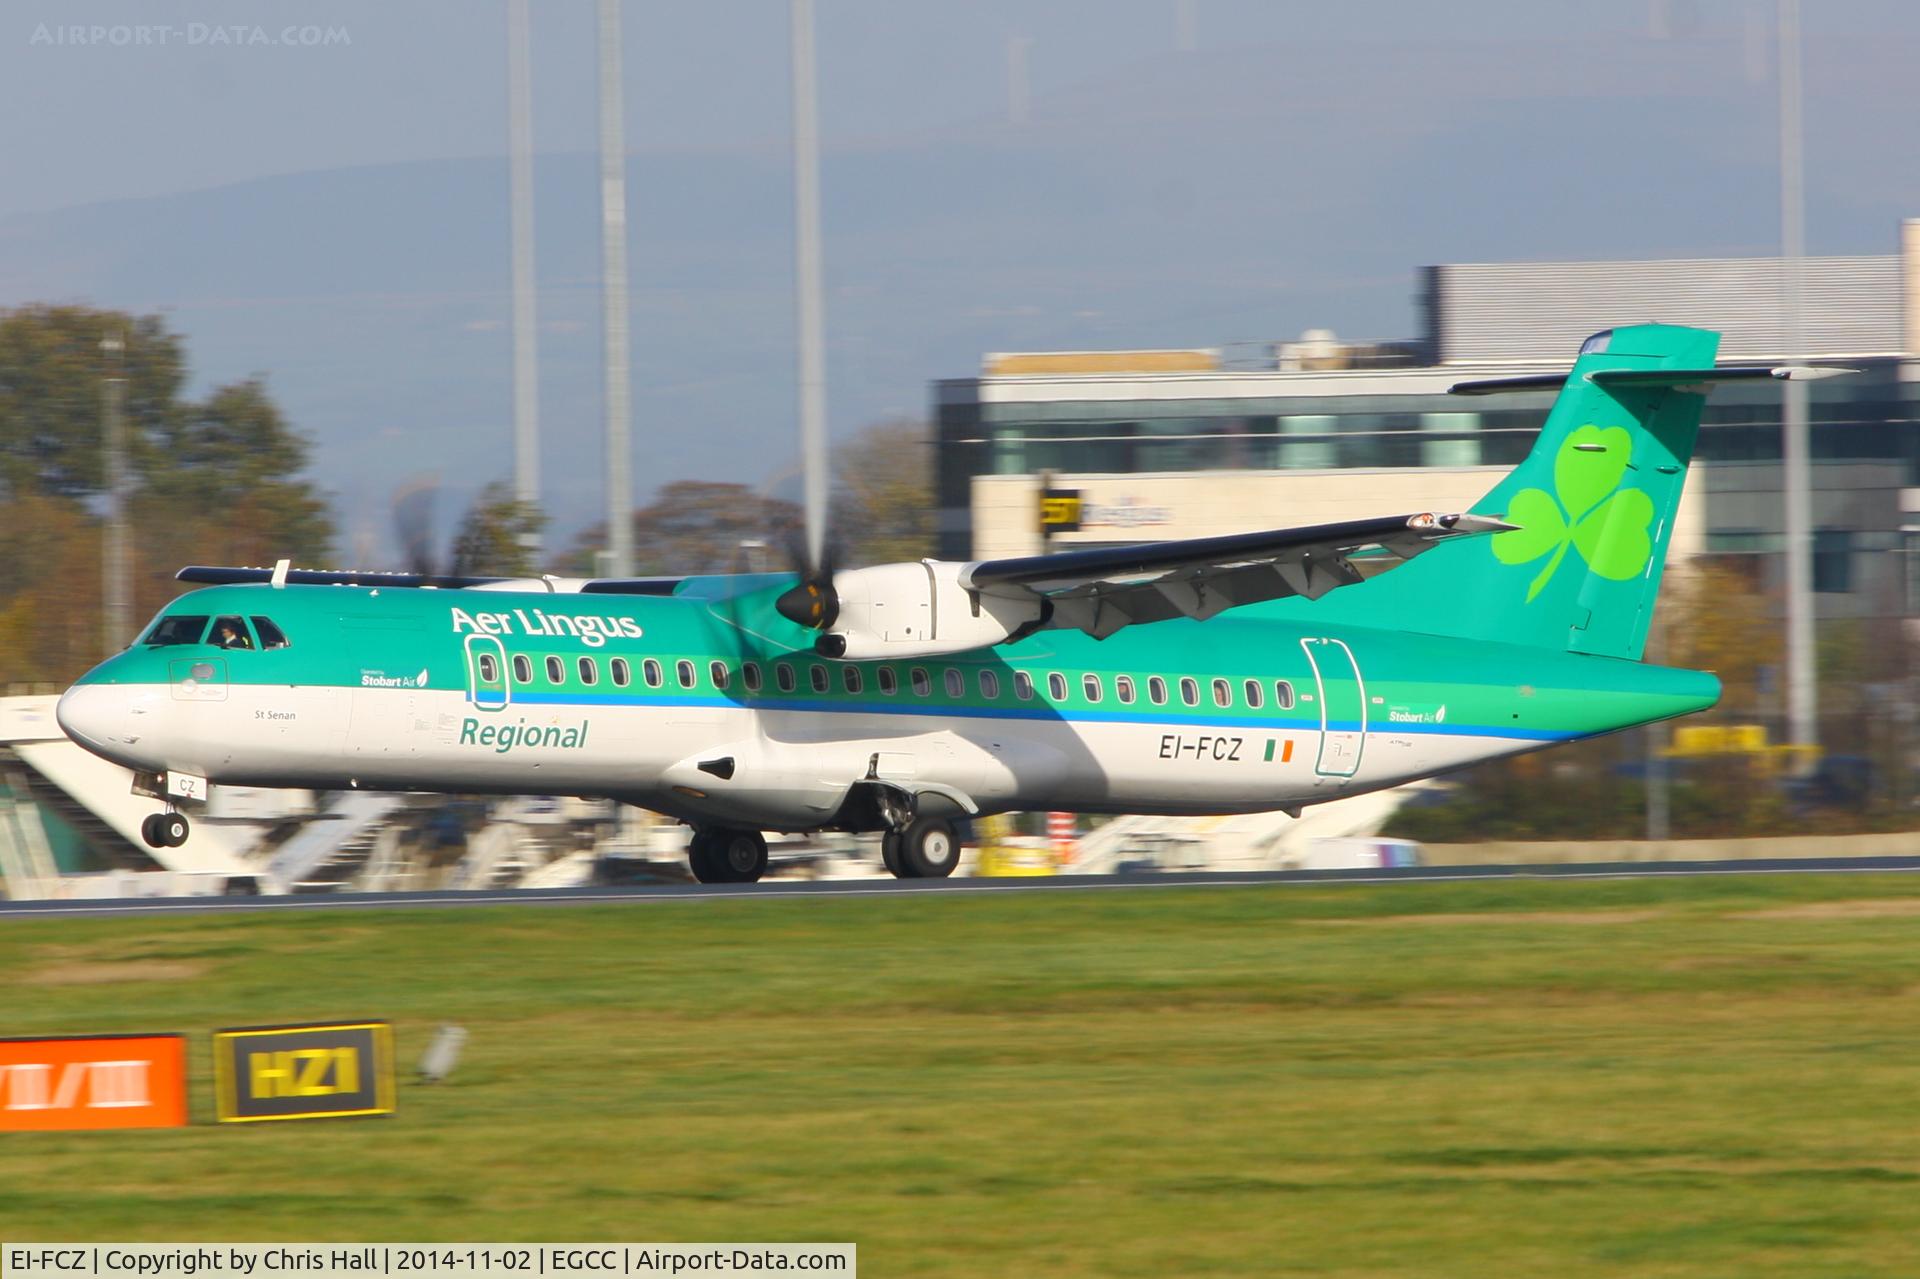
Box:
[250,616,291,650]
[143,615,210,646]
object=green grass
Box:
[5,873,1920,1276]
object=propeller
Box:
[774,525,839,631]
[778,0,838,640]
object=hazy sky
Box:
[9,0,1917,215]
[3,1,1917,556]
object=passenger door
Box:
[1300,637,1365,777]
[464,634,510,712]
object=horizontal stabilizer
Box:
[1451,365,1855,396]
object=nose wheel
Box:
[140,812,190,849]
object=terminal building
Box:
[934,220,1920,623]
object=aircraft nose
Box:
[56,684,146,762]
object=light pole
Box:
[597,0,634,577]
[507,0,541,557]
[1778,0,1816,760]
[100,330,130,656]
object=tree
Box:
[832,417,933,566]
[450,482,547,578]
[0,304,334,683]
[0,305,184,499]
[570,481,798,576]
[135,377,334,574]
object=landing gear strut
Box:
[884,816,961,879]
[687,828,768,884]
[140,811,190,850]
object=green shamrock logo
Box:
[1491,425,1655,601]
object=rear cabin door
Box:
[1301,637,1365,777]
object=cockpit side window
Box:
[250,616,291,650]
[209,616,254,650]
[143,615,210,647]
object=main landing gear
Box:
[882,816,962,879]
[140,810,190,850]
[687,827,769,884]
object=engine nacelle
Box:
[816,560,1045,660]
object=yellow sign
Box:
[212,1021,395,1123]
[1040,490,1082,531]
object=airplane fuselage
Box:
[58,580,1719,832]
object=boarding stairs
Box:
[1067,784,1424,874]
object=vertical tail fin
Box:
[1318,323,1721,661]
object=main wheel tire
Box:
[160,813,190,848]
[901,817,960,879]
[880,831,907,878]
[687,833,728,884]
[140,814,167,849]
[714,829,768,883]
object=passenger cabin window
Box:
[1179,677,1199,707]
[610,657,630,687]
[513,655,533,684]
[776,663,796,693]
[677,660,696,689]
[1014,671,1034,701]
[1274,680,1296,709]
[144,615,209,646]
[1082,674,1103,703]
[1244,679,1263,709]
[1212,678,1232,708]
[944,669,964,698]
[546,656,566,685]
[710,660,730,691]
[979,670,1000,700]
[1148,676,1168,706]
[1047,673,1068,701]
[742,662,762,693]
[477,653,500,683]
[1117,675,1135,704]
[809,665,830,694]
[843,666,863,695]
[877,667,897,695]
[578,657,598,686]
[249,616,290,650]
[643,658,664,689]
[210,616,253,650]
[910,667,932,697]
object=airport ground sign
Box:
[212,1021,395,1123]
[0,1033,188,1130]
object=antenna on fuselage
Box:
[270,559,290,589]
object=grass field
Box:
[4,873,1920,1276]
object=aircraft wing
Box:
[176,565,686,595]
[959,511,1513,639]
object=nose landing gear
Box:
[140,811,190,850]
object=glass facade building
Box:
[936,361,1920,559]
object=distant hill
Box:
[0,33,1904,551]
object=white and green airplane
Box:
[57,325,1826,883]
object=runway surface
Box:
[5,855,1919,919]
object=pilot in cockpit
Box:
[211,618,253,650]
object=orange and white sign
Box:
[0,1034,188,1130]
